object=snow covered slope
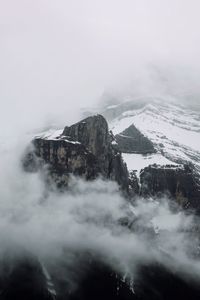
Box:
[122,153,178,177]
[101,98,200,174]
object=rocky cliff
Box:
[140,164,200,210]
[114,124,156,154]
[16,112,200,300]
[23,114,200,208]
[23,115,129,192]
[3,252,200,300]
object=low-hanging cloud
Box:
[0,135,200,289]
[1,0,200,292]
[1,0,200,137]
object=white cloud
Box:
[0,0,200,136]
[0,0,200,286]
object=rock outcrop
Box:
[23,115,129,192]
[18,113,200,300]
[0,253,55,300]
[140,164,200,210]
[114,125,156,154]
[53,258,200,300]
[3,252,200,300]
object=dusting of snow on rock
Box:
[35,129,81,144]
[35,129,63,140]
[108,100,200,171]
[123,153,178,176]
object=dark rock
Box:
[23,115,129,192]
[62,115,110,170]
[128,170,140,196]
[140,164,200,210]
[2,251,200,300]
[133,262,200,300]
[49,254,200,300]
[115,124,156,154]
[0,254,55,300]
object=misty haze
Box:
[0,1,200,299]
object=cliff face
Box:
[23,114,200,206]
[62,115,110,173]
[115,124,156,154]
[24,115,129,192]
[0,254,55,300]
[16,113,200,299]
[140,164,200,210]
[3,252,200,300]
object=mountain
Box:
[23,103,200,209]
[100,97,200,209]
[3,99,200,300]
[101,97,200,171]
[23,114,129,192]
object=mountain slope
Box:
[100,98,200,175]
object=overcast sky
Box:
[0,0,200,134]
[1,1,200,282]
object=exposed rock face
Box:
[114,125,156,154]
[55,259,200,300]
[63,115,109,170]
[128,170,140,197]
[3,253,200,300]
[140,164,200,210]
[23,114,200,207]
[0,254,55,300]
[18,113,200,299]
[24,115,129,192]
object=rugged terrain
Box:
[23,107,200,210]
[2,99,200,300]
[101,97,200,209]
[23,114,129,192]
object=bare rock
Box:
[23,115,129,192]
[114,125,156,154]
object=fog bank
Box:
[1,0,200,135]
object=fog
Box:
[0,0,200,291]
[0,133,200,287]
[1,0,200,135]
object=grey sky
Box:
[0,0,200,134]
[1,1,200,282]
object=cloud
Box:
[0,1,200,289]
[0,0,200,136]
[0,134,200,288]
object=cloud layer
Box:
[1,0,200,135]
[0,134,200,287]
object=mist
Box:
[1,0,200,295]
[1,0,200,136]
[0,132,200,288]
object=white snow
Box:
[132,110,200,153]
[35,129,63,140]
[110,115,137,135]
[41,263,57,297]
[35,129,81,144]
[109,101,200,169]
[110,103,200,152]
[123,153,177,176]
[63,139,81,145]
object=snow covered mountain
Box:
[99,97,200,176]
[29,98,200,208]
[2,99,200,300]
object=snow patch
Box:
[122,153,178,176]
[35,129,81,144]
